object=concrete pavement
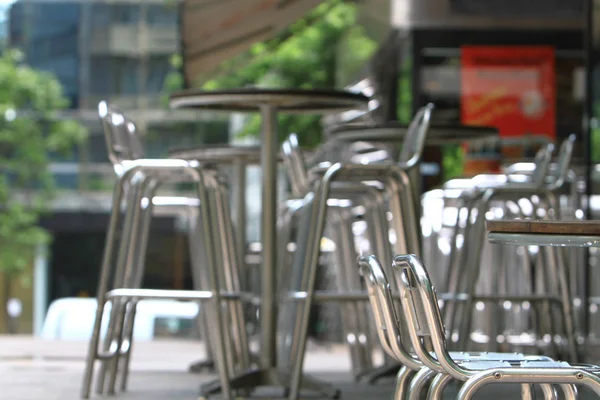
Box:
[2,336,598,400]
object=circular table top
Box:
[486,219,600,247]
[169,88,369,114]
[326,122,498,146]
[169,144,273,164]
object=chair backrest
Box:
[392,253,470,380]
[547,134,576,190]
[530,141,555,187]
[357,255,422,370]
[98,101,145,167]
[398,103,434,168]
[281,133,309,197]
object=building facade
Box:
[5,0,230,334]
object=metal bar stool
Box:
[81,102,253,400]
[439,141,557,344]
[280,134,390,379]
[278,104,432,383]
[444,136,578,359]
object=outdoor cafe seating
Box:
[80,85,600,400]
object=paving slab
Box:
[0,336,598,400]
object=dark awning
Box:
[181,0,324,85]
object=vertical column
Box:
[259,105,278,367]
[33,241,49,337]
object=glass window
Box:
[90,3,111,27]
[147,4,178,26]
[146,57,170,93]
[112,4,140,24]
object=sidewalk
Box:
[0,336,394,400]
[1,336,592,400]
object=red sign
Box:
[460,46,556,140]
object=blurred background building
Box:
[4,0,232,334]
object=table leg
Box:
[259,104,279,367]
[234,159,248,287]
[198,105,340,399]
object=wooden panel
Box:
[486,219,600,235]
[181,0,323,82]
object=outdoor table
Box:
[486,219,600,363]
[487,219,600,247]
[170,88,369,398]
[326,122,499,145]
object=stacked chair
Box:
[277,104,434,394]
[81,102,253,399]
[357,253,600,400]
[438,135,578,360]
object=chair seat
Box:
[105,288,260,305]
[448,351,552,363]
[169,145,263,163]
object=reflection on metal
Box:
[390,0,583,29]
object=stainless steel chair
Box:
[357,254,563,400]
[440,136,578,358]
[393,253,600,400]
[81,102,252,400]
[278,104,432,384]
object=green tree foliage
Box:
[0,50,87,328]
[163,0,377,148]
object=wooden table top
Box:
[486,219,600,235]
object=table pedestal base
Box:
[188,359,216,374]
[359,363,400,384]
[200,368,341,399]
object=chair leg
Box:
[395,366,416,400]
[427,373,453,400]
[193,171,232,399]
[188,204,216,372]
[330,213,367,379]
[406,368,436,400]
[81,172,130,399]
[104,175,150,395]
[119,179,159,392]
[206,185,237,378]
[216,184,251,371]
[288,178,332,400]
[95,177,143,394]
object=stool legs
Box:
[100,174,149,395]
[82,167,235,400]
[81,171,136,399]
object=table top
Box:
[325,122,498,145]
[486,219,600,247]
[486,219,600,235]
[169,88,369,114]
[169,144,265,163]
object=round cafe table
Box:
[486,219,600,363]
[325,122,498,145]
[170,88,369,398]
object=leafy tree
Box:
[0,49,87,333]
[163,0,377,148]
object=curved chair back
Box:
[357,255,422,370]
[398,103,434,169]
[547,134,576,190]
[530,142,556,187]
[98,101,145,169]
[281,133,310,197]
[393,253,472,380]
